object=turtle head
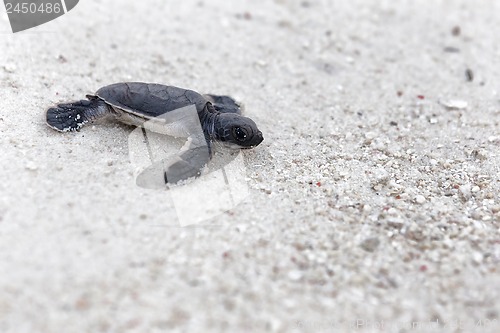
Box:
[215,113,263,149]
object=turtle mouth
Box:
[234,144,259,150]
[220,141,261,150]
[220,142,247,150]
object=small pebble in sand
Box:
[25,162,38,171]
[58,55,68,63]
[415,195,426,204]
[443,46,460,53]
[488,136,499,143]
[472,251,483,264]
[471,149,488,161]
[360,237,380,252]
[465,68,474,82]
[371,168,389,186]
[288,270,303,281]
[3,64,17,73]
[255,60,268,67]
[364,132,377,140]
[439,99,468,110]
[459,184,472,201]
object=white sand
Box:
[1,1,499,332]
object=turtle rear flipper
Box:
[46,98,111,132]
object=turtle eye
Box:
[233,126,248,142]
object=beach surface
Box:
[0,1,499,332]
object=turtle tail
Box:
[46,98,110,132]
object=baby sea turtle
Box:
[46,82,264,183]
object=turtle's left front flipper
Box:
[46,98,111,132]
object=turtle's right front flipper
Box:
[46,98,111,132]
[164,145,210,184]
[135,143,210,188]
